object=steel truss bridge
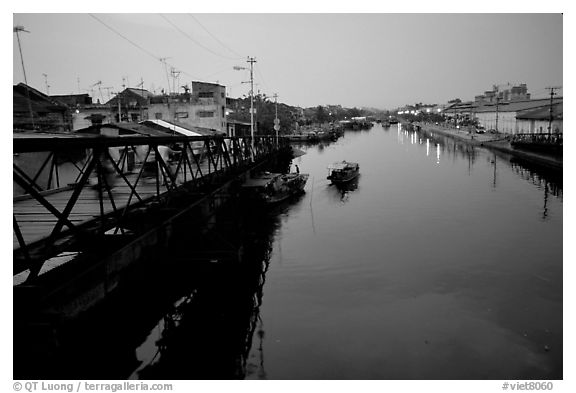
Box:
[13,133,289,286]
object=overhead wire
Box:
[89,14,161,63]
[159,14,240,61]
[88,14,201,85]
[254,63,272,96]
[187,14,244,59]
[88,14,250,93]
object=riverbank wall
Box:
[413,123,562,171]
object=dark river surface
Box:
[239,125,563,379]
[26,124,562,380]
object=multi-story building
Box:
[147,81,227,134]
[474,83,531,104]
[106,87,153,123]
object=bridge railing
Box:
[13,133,289,281]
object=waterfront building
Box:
[227,120,252,137]
[474,98,562,134]
[516,102,563,134]
[147,81,227,134]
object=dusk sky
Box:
[12,12,563,109]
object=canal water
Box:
[240,124,563,379]
[23,124,562,380]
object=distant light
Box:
[426,108,431,113]
[437,108,442,112]
[397,112,401,115]
[75,109,80,114]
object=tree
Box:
[315,105,328,123]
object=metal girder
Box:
[13,134,288,279]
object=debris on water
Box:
[544,345,551,352]
[424,340,430,345]
[523,332,528,338]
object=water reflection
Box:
[133,199,281,379]
[15,177,286,380]
[405,127,562,204]
[327,176,360,203]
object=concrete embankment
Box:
[414,123,562,171]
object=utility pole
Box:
[495,87,500,133]
[138,77,145,121]
[233,57,257,155]
[247,57,257,153]
[545,86,561,136]
[42,73,50,95]
[273,93,280,147]
[14,25,35,129]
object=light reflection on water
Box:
[244,123,562,379]
[19,123,561,380]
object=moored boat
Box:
[241,172,309,204]
[327,161,360,183]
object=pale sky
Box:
[12,12,562,109]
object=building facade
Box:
[13,83,71,132]
[516,103,563,134]
[52,93,112,131]
[474,98,562,134]
[147,81,226,134]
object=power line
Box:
[88,14,200,85]
[254,64,271,94]
[159,14,239,61]
[89,14,161,63]
[187,14,243,59]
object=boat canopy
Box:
[328,161,357,170]
[242,173,280,188]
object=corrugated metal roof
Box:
[516,103,563,120]
[475,98,563,113]
[142,120,203,137]
[140,120,221,136]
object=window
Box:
[222,106,225,118]
[155,113,163,119]
[131,113,139,122]
[198,111,215,118]
[176,112,189,118]
[221,92,225,98]
[198,92,214,98]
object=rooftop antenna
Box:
[101,86,114,102]
[159,58,172,95]
[91,80,104,103]
[14,25,35,128]
[170,67,181,94]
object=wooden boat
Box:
[241,172,309,204]
[327,161,360,183]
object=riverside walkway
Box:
[413,122,562,170]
